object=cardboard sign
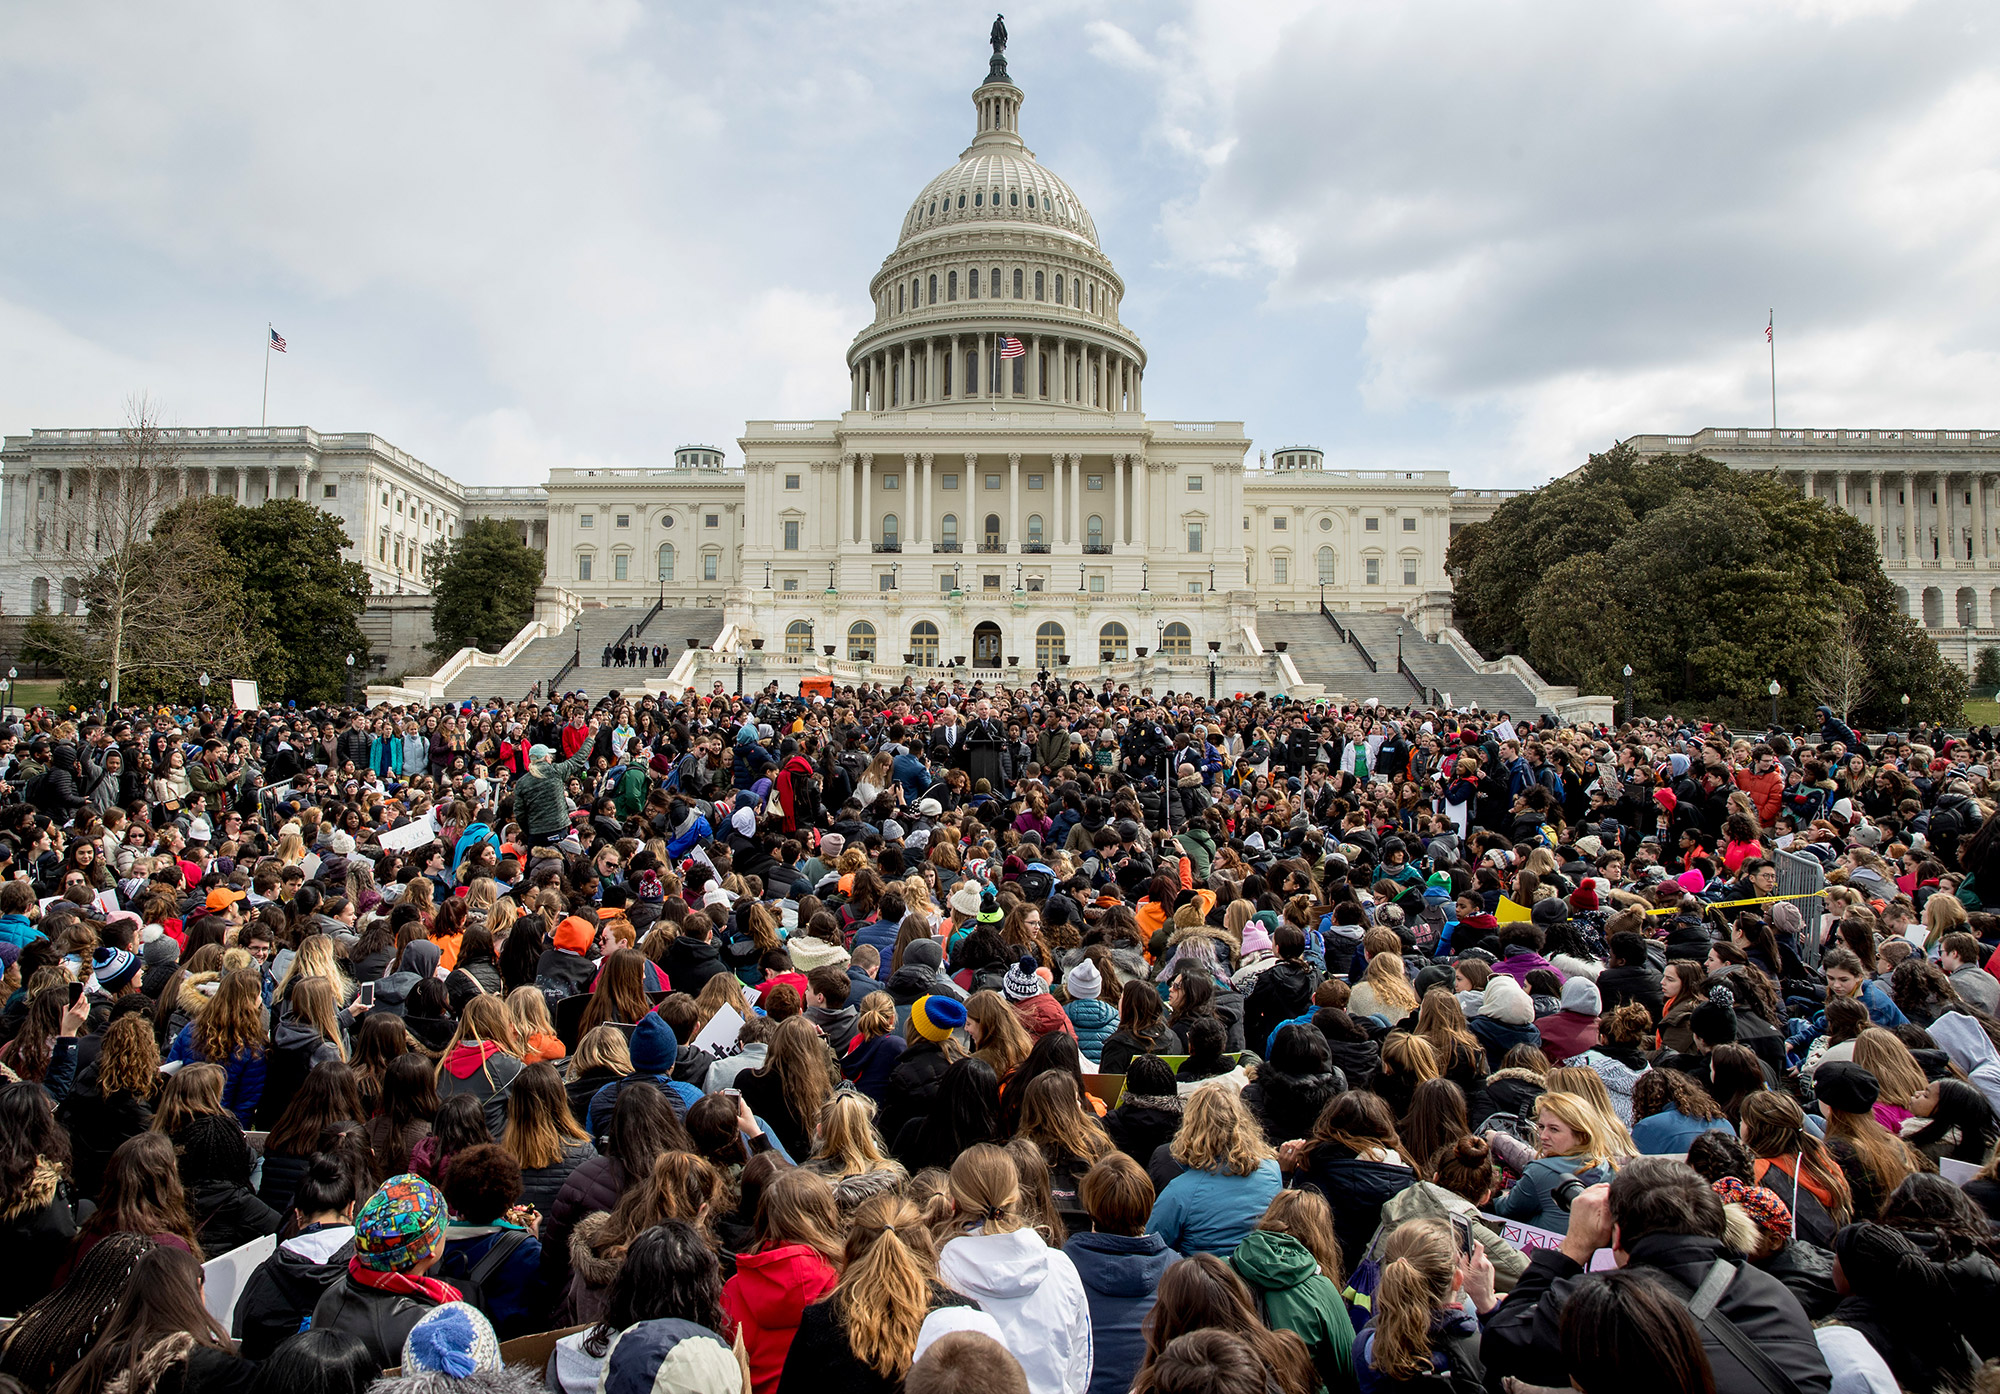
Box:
[691,1005,745,1054]
[229,680,260,712]
[1479,1213,1616,1271]
[299,852,322,880]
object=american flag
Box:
[997,334,1025,359]
[270,327,287,352]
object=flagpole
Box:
[261,323,272,429]
[1768,309,1776,432]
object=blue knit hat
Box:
[910,994,967,1043]
[402,1301,500,1376]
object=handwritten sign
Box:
[1479,1213,1616,1271]
[691,1005,745,1054]
[377,815,438,853]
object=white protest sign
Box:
[1941,1157,1981,1186]
[228,680,260,712]
[377,815,438,853]
[1493,720,1519,744]
[1479,1213,1615,1271]
[299,852,321,881]
[92,889,120,918]
[691,1005,745,1054]
[203,1233,278,1327]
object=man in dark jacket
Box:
[664,916,730,997]
[1480,1159,1832,1394]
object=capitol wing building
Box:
[0,26,1987,710]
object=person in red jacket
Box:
[559,710,591,760]
[1732,745,1784,826]
[1002,957,1077,1041]
[721,1167,843,1394]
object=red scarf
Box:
[347,1257,462,1306]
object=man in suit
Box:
[963,699,1006,791]
[931,707,967,770]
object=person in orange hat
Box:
[205,884,247,933]
[536,913,599,1000]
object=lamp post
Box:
[1014,562,1022,592]
[1768,679,1781,729]
[572,618,582,669]
[98,678,108,711]
[344,652,356,707]
[1622,664,1634,724]
[1396,627,1405,667]
[1078,563,1086,592]
[1140,559,1149,591]
[735,647,745,696]
[890,561,900,590]
[763,561,771,589]
[1207,563,1215,592]
[827,563,836,591]
[1207,639,1221,701]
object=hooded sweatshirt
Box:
[722,1242,841,1394]
[438,1038,523,1138]
[1063,1231,1172,1394]
[1932,1012,2000,1117]
[938,1226,1093,1394]
[1229,1229,1355,1390]
[586,1013,700,1136]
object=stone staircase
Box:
[1256,610,1548,714]
[439,605,725,703]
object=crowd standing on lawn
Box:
[0,674,1995,1394]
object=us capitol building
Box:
[2,24,1993,699]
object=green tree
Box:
[165,497,373,703]
[1447,443,1966,726]
[423,517,545,660]
[1975,646,2000,693]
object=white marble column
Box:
[904,453,919,545]
[1979,470,1989,564]
[859,453,873,544]
[1008,453,1021,547]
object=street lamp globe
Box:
[1768,681,1780,697]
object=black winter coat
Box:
[191,1178,282,1257]
[1105,1096,1185,1166]
[1243,960,1316,1055]
[877,1035,954,1147]
[0,1160,79,1318]
[1482,1234,1832,1394]
[57,1068,154,1198]
[1596,964,1665,1024]
[310,1272,446,1370]
[1097,1023,1180,1077]
[1241,1066,1343,1147]
[541,1152,631,1300]
[233,1225,354,1358]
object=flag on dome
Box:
[997,335,1025,358]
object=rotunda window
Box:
[928,201,935,216]
[975,191,983,207]
[1027,193,1036,209]
[1010,190,1018,206]
[958,194,966,209]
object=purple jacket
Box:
[1492,946,1564,988]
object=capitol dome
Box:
[846,30,1146,415]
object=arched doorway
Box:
[1035,620,1065,668]
[785,620,814,655]
[973,620,1002,667]
[909,620,939,666]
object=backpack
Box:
[788,771,822,829]
[432,1229,530,1319]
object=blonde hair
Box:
[1371,1219,1457,1379]
[288,975,350,1063]
[1364,954,1419,1014]
[506,985,557,1041]
[1853,1027,1928,1107]
[565,1024,633,1083]
[275,934,349,1005]
[946,1142,1023,1235]
[151,1063,227,1136]
[1923,893,1969,949]
[1534,1092,1622,1173]
[812,1092,897,1179]
[1171,1081,1276,1176]
[965,990,1032,1076]
[435,996,521,1088]
[835,1194,940,1378]
[1254,1189,1343,1285]
[1543,1066,1638,1160]
[854,990,897,1042]
[1380,1032,1440,1085]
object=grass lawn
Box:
[1966,699,2000,728]
[8,679,62,708]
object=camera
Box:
[1551,1175,1588,1212]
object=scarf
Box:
[347,1256,463,1306]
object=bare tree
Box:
[1806,614,1874,722]
[35,397,262,704]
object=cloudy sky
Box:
[3,0,1995,488]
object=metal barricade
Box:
[1775,848,1827,966]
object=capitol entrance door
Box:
[973,622,1002,667]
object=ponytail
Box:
[837,1194,938,1377]
[1368,1221,1456,1380]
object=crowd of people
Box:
[0,677,1993,1394]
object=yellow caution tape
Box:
[1642,890,1825,915]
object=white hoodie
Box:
[937,1226,1092,1394]
[1930,1012,2000,1117]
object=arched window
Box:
[897,284,904,313]
[974,191,983,207]
[983,514,1001,547]
[881,514,898,547]
[928,274,937,305]
[1087,515,1104,547]
[991,267,1000,298]
[658,543,675,581]
[966,350,978,388]
[1074,279,1083,308]
[969,269,980,298]
[847,620,876,660]
[1035,271,1045,300]
[1009,190,1018,206]
[948,271,958,301]
[1098,622,1128,661]
[786,620,813,655]
[910,621,940,666]
[1013,269,1023,298]
[1027,514,1044,543]
[1055,274,1064,305]
[912,277,920,307]
[30,577,49,614]
[942,514,958,545]
[1036,620,1065,667]
[1317,547,1335,584]
[1161,622,1192,656]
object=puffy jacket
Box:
[1292,1149,1419,1261]
[1098,1023,1180,1078]
[1240,1066,1343,1148]
[1063,998,1117,1063]
[0,914,44,951]
[1482,1233,1832,1394]
[310,1269,450,1369]
[586,1015,701,1138]
[664,935,730,997]
[436,1224,543,1337]
[438,1040,524,1139]
[1632,1107,1735,1156]
[1489,1155,1611,1233]
[1243,960,1315,1057]
[722,1242,841,1394]
[1064,1231,1172,1394]
[540,1152,628,1303]
[1230,1229,1354,1391]
[879,1035,955,1151]
[234,1224,354,1358]
[519,1139,597,1214]
[1468,1015,1542,1072]
[1147,1160,1282,1258]
[937,1227,1093,1394]
[190,1176,282,1257]
[57,1065,154,1197]
[0,1158,79,1317]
